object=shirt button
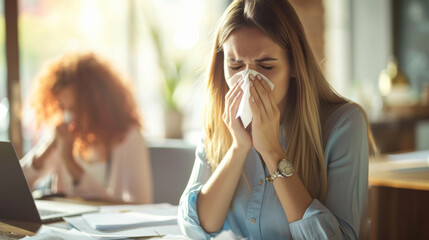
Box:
[259,179,264,185]
[250,218,256,224]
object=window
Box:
[0,1,7,141]
[18,0,226,152]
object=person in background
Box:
[178,0,377,239]
[21,52,153,204]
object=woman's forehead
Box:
[223,27,283,61]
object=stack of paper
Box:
[387,150,429,162]
[386,150,429,172]
[82,212,176,230]
[63,203,182,239]
[21,226,98,240]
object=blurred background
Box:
[0,0,227,153]
[0,0,428,155]
[0,0,428,239]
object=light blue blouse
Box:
[178,104,369,240]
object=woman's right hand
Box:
[32,138,56,170]
[222,78,252,152]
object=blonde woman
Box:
[178,0,377,239]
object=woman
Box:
[21,53,153,204]
[178,0,377,239]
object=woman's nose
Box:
[244,64,257,71]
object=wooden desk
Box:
[3,160,428,239]
[0,198,156,240]
[368,156,429,240]
[0,219,51,239]
[369,156,429,190]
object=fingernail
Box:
[256,75,262,80]
[249,74,255,81]
[251,97,255,102]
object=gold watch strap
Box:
[266,174,275,183]
[266,170,282,183]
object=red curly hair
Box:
[31,52,142,155]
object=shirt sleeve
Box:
[20,130,57,189]
[289,106,369,240]
[21,151,50,190]
[178,138,222,240]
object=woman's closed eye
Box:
[228,65,243,71]
[229,65,274,71]
[260,65,274,70]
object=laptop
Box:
[0,141,98,223]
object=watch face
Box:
[278,159,294,177]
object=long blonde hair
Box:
[203,0,377,200]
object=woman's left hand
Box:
[249,74,285,164]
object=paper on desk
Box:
[387,150,429,163]
[82,212,177,231]
[212,230,246,240]
[20,226,97,240]
[383,150,429,173]
[92,203,178,230]
[65,216,180,239]
[147,235,191,240]
[99,203,176,214]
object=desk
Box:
[369,156,429,190]
[0,219,60,239]
[368,156,429,240]
[0,198,165,240]
[3,159,429,239]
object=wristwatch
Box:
[266,158,294,183]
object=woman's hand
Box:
[249,74,285,164]
[199,78,253,232]
[222,78,252,152]
[55,124,75,160]
[32,136,57,170]
[55,123,83,182]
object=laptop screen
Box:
[0,141,42,222]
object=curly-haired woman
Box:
[21,53,152,204]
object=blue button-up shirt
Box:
[178,104,368,239]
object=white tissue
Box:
[226,69,274,128]
[63,110,74,124]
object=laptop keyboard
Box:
[38,208,63,217]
